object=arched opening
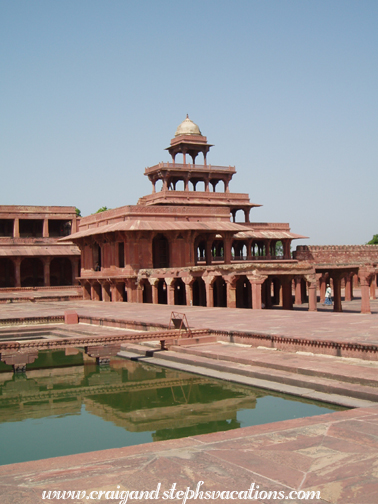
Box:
[236,276,252,308]
[210,179,220,192]
[157,279,167,304]
[192,277,206,306]
[251,241,266,258]
[173,278,186,305]
[50,258,72,286]
[174,179,185,191]
[153,234,170,268]
[0,258,15,287]
[20,258,44,287]
[140,279,152,303]
[213,276,227,307]
[211,239,224,262]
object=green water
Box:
[0,352,344,465]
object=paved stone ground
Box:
[1,295,378,503]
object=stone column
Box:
[13,218,20,238]
[281,277,293,310]
[101,282,111,302]
[203,276,214,307]
[344,273,353,301]
[305,274,317,312]
[166,278,175,306]
[359,268,372,314]
[91,281,101,301]
[13,257,21,287]
[110,282,122,302]
[319,275,326,303]
[247,275,266,310]
[332,275,342,312]
[182,277,193,306]
[223,234,232,264]
[225,276,237,309]
[370,275,376,300]
[82,281,91,300]
[206,240,212,265]
[136,284,144,304]
[126,278,137,303]
[264,278,272,308]
[43,258,51,287]
[43,218,49,238]
[294,276,303,305]
[149,278,159,304]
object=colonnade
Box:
[81,272,319,312]
[0,256,80,288]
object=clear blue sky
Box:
[1,1,377,246]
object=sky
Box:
[1,0,377,246]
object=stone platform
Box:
[0,298,378,503]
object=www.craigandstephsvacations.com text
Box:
[41,481,321,502]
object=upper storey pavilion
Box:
[62,116,316,311]
[140,115,259,223]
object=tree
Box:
[94,206,110,214]
[75,208,81,217]
[367,235,378,245]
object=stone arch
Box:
[213,276,227,307]
[153,234,170,268]
[50,257,72,286]
[0,258,15,287]
[157,279,167,304]
[235,275,252,308]
[192,277,206,306]
[20,258,44,287]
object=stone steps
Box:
[118,342,378,407]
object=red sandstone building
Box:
[60,116,378,313]
[0,206,80,288]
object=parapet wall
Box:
[294,245,378,264]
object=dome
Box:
[175,115,202,136]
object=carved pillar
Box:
[318,275,326,303]
[43,218,49,238]
[247,275,267,310]
[149,278,159,304]
[43,258,51,287]
[206,240,212,265]
[82,281,91,300]
[13,218,20,238]
[166,278,175,306]
[126,278,137,303]
[101,281,111,302]
[203,275,214,308]
[359,267,372,314]
[344,273,353,301]
[332,274,342,312]
[370,275,376,300]
[91,281,101,301]
[110,282,123,302]
[281,277,293,310]
[225,276,237,309]
[182,277,193,306]
[13,257,21,287]
[294,276,303,305]
[223,234,232,264]
[136,284,143,304]
[305,274,317,312]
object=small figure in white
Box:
[324,284,332,306]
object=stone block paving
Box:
[0,407,378,503]
[1,296,378,503]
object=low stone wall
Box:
[294,245,378,264]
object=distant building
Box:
[0,206,80,288]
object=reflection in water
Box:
[0,353,344,465]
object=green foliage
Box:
[75,208,81,217]
[275,240,283,256]
[94,206,110,214]
[367,234,378,245]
